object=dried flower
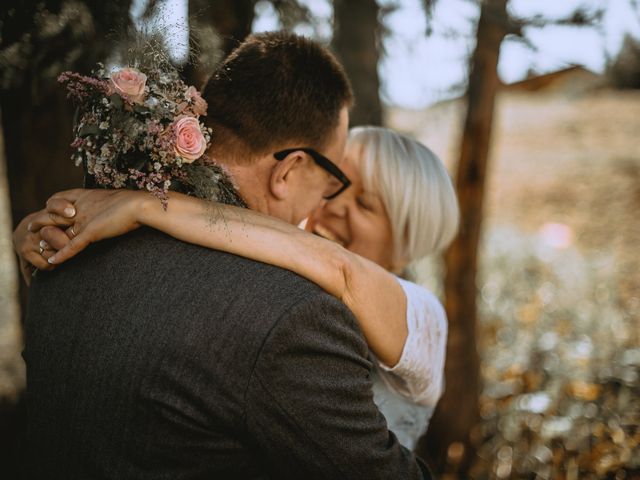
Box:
[58,61,232,208]
[186,86,208,116]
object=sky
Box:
[136,0,640,109]
[375,0,640,107]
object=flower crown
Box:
[59,64,238,208]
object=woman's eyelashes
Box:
[356,196,372,211]
[356,193,380,212]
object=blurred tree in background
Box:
[422,0,508,472]
[608,34,640,89]
[182,0,257,88]
[332,0,383,126]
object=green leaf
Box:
[109,94,124,110]
[78,124,100,137]
[133,104,151,115]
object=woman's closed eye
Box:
[356,196,374,211]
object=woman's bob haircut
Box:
[348,126,459,269]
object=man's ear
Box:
[269,150,305,200]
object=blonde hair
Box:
[348,126,459,267]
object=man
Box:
[19,32,432,479]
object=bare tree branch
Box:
[421,0,438,36]
[629,0,640,25]
[505,5,604,39]
[503,32,538,52]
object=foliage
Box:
[470,226,640,478]
[0,1,135,97]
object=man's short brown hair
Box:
[202,31,353,160]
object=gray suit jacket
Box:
[23,228,432,479]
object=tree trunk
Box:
[1,0,133,228]
[420,0,508,474]
[1,0,134,316]
[332,0,383,127]
[183,0,257,88]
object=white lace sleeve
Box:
[375,277,448,407]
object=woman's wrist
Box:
[133,190,158,227]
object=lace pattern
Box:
[371,277,448,449]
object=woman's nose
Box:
[323,193,349,218]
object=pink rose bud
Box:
[110,67,147,104]
[186,86,208,116]
[174,116,207,163]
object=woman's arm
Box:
[376,278,448,407]
[26,189,409,367]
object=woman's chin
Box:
[312,223,346,247]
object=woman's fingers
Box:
[48,228,93,265]
[20,244,55,272]
[40,226,73,251]
[46,197,76,219]
[48,188,87,204]
[27,209,75,233]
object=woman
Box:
[15,126,459,449]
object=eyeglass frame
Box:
[273,147,351,200]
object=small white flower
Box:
[144,97,159,108]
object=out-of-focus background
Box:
[1,0,639,478]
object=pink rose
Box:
[174,116,207,163]
[186,86,208,116]
[110,67,147,104]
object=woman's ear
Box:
[269,150,305,200]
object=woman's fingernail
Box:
[48,256,56,264]
[27,223,33,232]
[64,207,76,218]
[39,240,49,250]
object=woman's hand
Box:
[12,211,60,285]
[26,189,146,267]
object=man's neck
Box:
[217,160,272,215]
[202,163,248,209]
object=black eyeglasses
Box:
[274,148,351,200]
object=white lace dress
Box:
[371,277,448,450]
